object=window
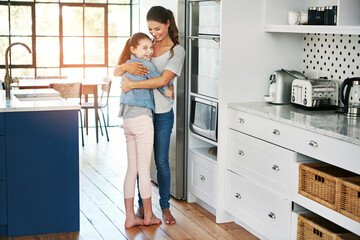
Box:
[0,0,140,79]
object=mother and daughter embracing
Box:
[113,6,185,228]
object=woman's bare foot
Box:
[136,206,144,219]
[162,209,176,225]
[144,214,162,226]
[125,215,144,229]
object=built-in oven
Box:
[189,96,218,141]
[189,0,220,36]
[188,0,220,100]
[189,36,220,99]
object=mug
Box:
[299,11,308,25]
[288,11,300,25]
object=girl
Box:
[114,6,185,225]
[118,32,170,228]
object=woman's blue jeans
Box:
[138,109,174,210]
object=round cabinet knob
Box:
[238,118,245,124]
[272,129,280,135]
[200,175,205,181]
[235,193,241,199]
[268,212,276,219]
[272,165,280,171]
[309,140,318,147]
[238,150,244,156]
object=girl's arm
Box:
[121,70,176,92]
[113,62,149,77]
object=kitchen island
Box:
[0,90,80,237]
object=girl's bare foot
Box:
[125,215,144,229]
[144,214,162,226]
[162,209,176,225]
[136,206,144,219]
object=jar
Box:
[308,7,317,25]
[315,7,324,25]
[324,6,334,25]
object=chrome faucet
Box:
[4,42,32,100]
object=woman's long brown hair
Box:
[147,6,179,59]
[117,32,151,65]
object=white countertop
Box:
[229,102,360,146]
[0,89,80,112]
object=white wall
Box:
[139,0,179,34]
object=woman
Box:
[114,6,185,225]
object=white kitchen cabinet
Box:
[294,127,360,175]
[226,170,292,240]
[225,103,360,239]
[228,129,298,198]
[228,108,295,150]
[188,149,217,208]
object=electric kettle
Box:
[339,77,360,117]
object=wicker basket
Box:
[297,214,352,240]
[299,163,356,210]
[338,176,360,223]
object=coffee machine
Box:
[339,77,360,117]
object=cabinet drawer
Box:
[0,181,7,225]
[0,114,4,136]
[189,150,216,208]
[225,171,292,240]
[0,137,5,181]
[228,129,296,198]
[228,108,294,149]
[294,128,360,175]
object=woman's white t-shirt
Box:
[151,44,185,114]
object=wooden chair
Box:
[81,77,112,142]
[49,82,84,146]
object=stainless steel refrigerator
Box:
[149,0,188,200]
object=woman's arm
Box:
[121,70,176,92]
[113,62,149,77]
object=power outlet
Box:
[307,70,318,79]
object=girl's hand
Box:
[121,77,134,93]
[127,62,149,76]
[163,84,175,99]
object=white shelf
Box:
[294,193,360,236]
[265,25,360,35]
[189,147,217,163]
[189,131,218,146]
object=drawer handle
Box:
[238,118,245,124]
[238,150,244,156]
[235,193,241,199]
[309,140,318,148]
[200,175,205,181]
[272,165,280,171]
[272,129,280,135]
[268,212,276,219]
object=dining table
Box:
[11,78,105,143]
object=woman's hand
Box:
[127,62,149,76]
[163,84,175,99]
[120,77,134,93]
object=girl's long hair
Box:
[147,6,179,59]
[117,32,151,65]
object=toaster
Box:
[291,79,339,108]
[264,69,305,104]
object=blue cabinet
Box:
[0,137,5,181]
[0,181,7,225]
[2,110,79,237]
[0,114,4,135]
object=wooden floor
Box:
[2,127,258,240]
